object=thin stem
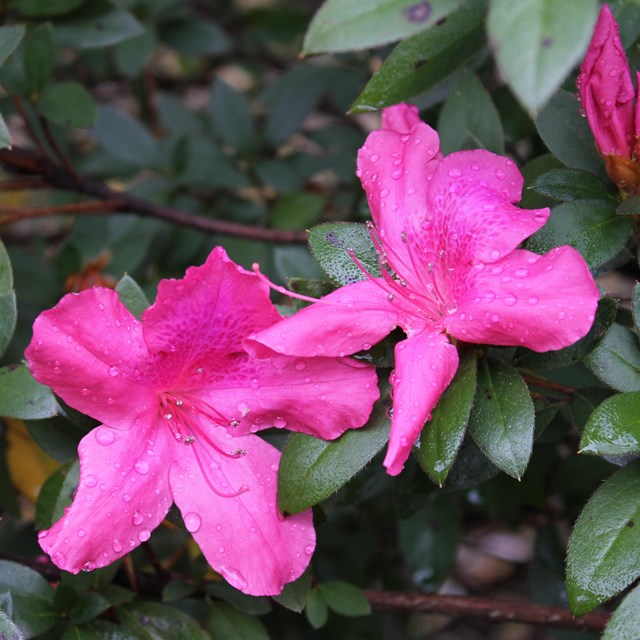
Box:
[38,116,81,182]
[12,97,48,158]
[0,200,126,224]
[522,374,577,396]
[0,147,307,244]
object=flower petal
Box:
[170,429,314,596]
[446,247,599,352]
[247,279,399,359]
[424,150,550,264]
[25,288,154,430]
[381,103,422,132]
[143,246,282,387]
[200,353,379,440]
[39,420,173,573]
[357,120,441,256]
[578,4,634,158]
[384,331,458,476]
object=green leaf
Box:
[303,0,466,54]
[24,23,55,95]
[398,494,460,592]
[205,582,271,616]
[116,275,150,320]
[0,238,16,357]
[210,79,255,155]
[535,89,605,177]
[585,324,640,392]
[567,460,640,615]
[118,602,209,639]
[581,392,640,463]
[529,168,615,202]
[603,582,640,640]
[0,363,58,420]
[487,0,598,113]
[633,283,640,337]
[9,0,84,17]
[526,199,632,272]
[317,581,371,616]
[161,580,197,603]
[616,195,640,216]
[308,222,380,287]
[278,387,390,513]
[271,193,326,231]
[0,609,24,640]
[160,19,231,57]
[515,296,616,370]
[468,358,535,479]
[38,82,96,128]
[416,352,477,485]
[272,568,312,613]
[25,416,85,463]
[54,0,145,49]
[0,560,56,638]
[438,68,504,154]
[35,460,79,529]
[0,26,25,68]
[70,591,110,625]
[207,601,269,640]
[305,589,328,629]
[351,0,487,112]
[0,112,11,149]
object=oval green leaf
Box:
[317,581,371,616]
[585,324,640,392]
[38,82,96,128]
[417,352,477,486]
[602,582,640,640]
[0,363,58,420]
[468,358,535,479]
[0,238,16,357]
[116,274,150,320]
[567,460,640,615]
[529,168,615,202]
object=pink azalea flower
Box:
[249,104,599,476]
[578,3,640,191]
[25,247,378,595]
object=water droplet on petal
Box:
[85,475,98,488]
[109,366,119,377]
[504,294,518,307]
[123,493,132,503]
[448,168,462,178]
[184,512,202,533]
[528,296,539,306]
[515,268,529,278]
[81,387,90,396]
[95,427,115,446]
[112,539,123,553]
[138,528,151,542]
[132,512,143,526]
[274,416,287,428]
[134,460,150,475]
[77,529,86,538]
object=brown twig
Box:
[522,374,577,396]
[0,177,50,190]
[0,199,126,224]
[38,116,82,183]
[12,97,48,158]
[0,146,307,244]
[364,590,610,633]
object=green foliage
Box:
[0,364,58,419]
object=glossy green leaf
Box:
[515,296,616,370]
[351,0,486,112]
[0,560,56,638]
[308,222,380,287]
[0,26,25,68]
[9,0,84,17]
[54,0,145,49]
[273,569,312,613]
[602,582,640,640]
[0,112,11,149]
[585,324,640,392]
[25,416,85,463]
[161,580,197,603]
[118,602,209,639]
[317,581,371,616]
[116,275,150,320]
[468,359,535,479]
[38,82,96,128]
[398,494,460,592]
[581,392,640,462]
[488,0,598,113]
[526,199,631,272]
[529,168,615,202]
[535,90,605,176]
[303,0,466,54]
[417,352,477,485]
[271,193,326,231]
[24,23,55,94]
[210,79,255,155]
[0,609,24,640]
[207,601,269,640]
[0,364,58,420]
[70,591,110,625]
[160,19,231,57]
[205,582,271,616]
[616,196,640,216]
[305,589,328,629]
[0,238,16,357]
[278,388,390,513]
[633,283,640,336]
[438,68,504,154]
[567,460,640,615]
[35,460,79,529]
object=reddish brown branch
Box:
[0,146,307,244]
[364,590,610,632]
[0,199,126,224]
[522,374,577,396]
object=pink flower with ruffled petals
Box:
[249,104,599,476]
[25,247,378,596]
[578,4,640,191]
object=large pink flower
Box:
[249,104,599,476]
[25,247,378,596]
[578,3,640,191]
